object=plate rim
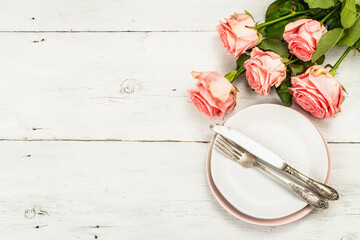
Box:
[206,103,331,226]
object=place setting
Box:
[206,104,336,226]
[186,0,358,226]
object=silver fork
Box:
[215,135,329,209]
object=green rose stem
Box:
[320,4,341,24]
[329,46,352,76]
[284,59,299,66]
[256,9,319,30]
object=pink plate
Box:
[206,104,331,226]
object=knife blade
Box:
[210,123,288,170]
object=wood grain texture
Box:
[0,142,358,239]
[0,0,273,31]
[1,0,359,238]
[0,32,359,142]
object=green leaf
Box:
[289,64,304,75]
[355,38,360,47]
[339,0,360,7]
[276,76,292,107]
[266,0,288,17]
[338,16,360,46]
[224,71,237,82]
[315,54,326,64]
[278,1,301,15]
[303,61,313,69]
[265,0,308,37]
[341,0,357,28]
[266,0,307,18]
[258,38,290,57]
[304,0,338,9]
[265,16,299,37]
[312,28,345,62]
[326,14,343,30]
[311,8,329,19]
[236,53,250,70]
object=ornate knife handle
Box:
[254,161,328,209]
[284,165,339,200]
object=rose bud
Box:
[216,13,259,58]
[291,65,344,119]
[244,47,287,96]
[283,19,327,62]
[188,71,237,120]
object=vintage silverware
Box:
[210,124,339,200]
[215,135,329,209]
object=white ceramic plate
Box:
[210,104,329,219]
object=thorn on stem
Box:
[324,64,334,69]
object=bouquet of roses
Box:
[188,0,359,120]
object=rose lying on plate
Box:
[291,65,344,119]
[188,71,237,120]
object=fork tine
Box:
[217,135,244,157]
[219,135,241,150]
[216,138,242,159]
[215,142,240,161]
[216,139,238,156]
[223,136,247,153]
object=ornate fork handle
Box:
[284,165,339,200]
[253,161,328,209]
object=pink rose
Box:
[188,71,237,120]
[216,13,259,58]
[244,47,287,96]
[291,65,344,119]
[283,19,327,62]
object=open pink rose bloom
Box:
[283,19,327,62]
[216,13,259,58]
[291,65,344,119]
[244,47,287,96]
[188,71,237,120]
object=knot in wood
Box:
[24,208,36,219]
[120,79,142,95]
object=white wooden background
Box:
[0,0,359,239]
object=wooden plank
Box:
[0,141,358,239]
[0,0,273,31]
[0,32,359,142]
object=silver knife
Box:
[210,124,339,200]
